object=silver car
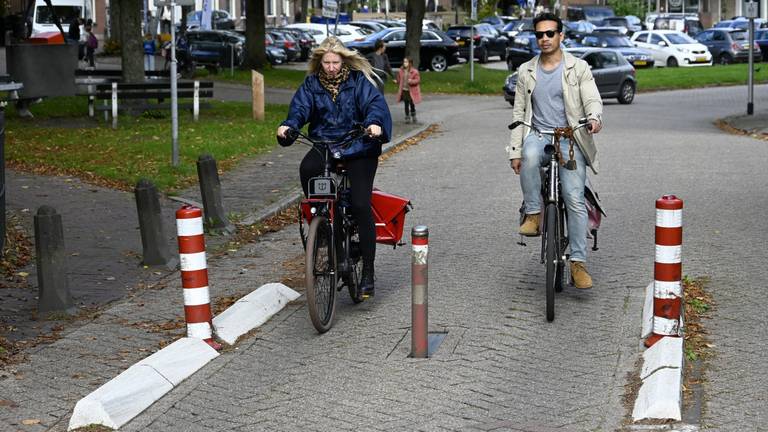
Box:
[503,48,637,105]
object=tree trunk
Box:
[405,0,425,69]
[108,0,121,43]
[300,0,308,22]
[245,0,267,71]
[120,0,144,83]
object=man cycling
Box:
[507,12,603,289]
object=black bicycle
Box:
[281,125,374,333]
[509,118,592,322]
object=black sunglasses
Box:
[535,30,558,39]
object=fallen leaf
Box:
[16,272,28,277]
[22,419,41,425]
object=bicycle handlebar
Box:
[278,124,373,149]
[508,118,592,135]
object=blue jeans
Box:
[520,133,588,262]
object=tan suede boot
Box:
[518,213,541,237]
[570,261,593,289]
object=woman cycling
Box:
[276,37,393,298]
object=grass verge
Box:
[682,275,714,417]
[5,97,288,192]
[203,62,768,95]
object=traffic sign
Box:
[744,1,758,18]
[471,0,477,20]
[323,0,338,18]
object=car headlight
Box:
[506,73,518,87]
[515,37,529,46]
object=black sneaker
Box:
[360,261,375,298]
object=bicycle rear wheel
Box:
[346,230,364,304]
[305,216,337,333]
[545,203,558,322]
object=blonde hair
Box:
[308,37,378,86]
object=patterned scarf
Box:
[318,65,350,102]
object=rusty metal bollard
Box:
[411,225,429,358]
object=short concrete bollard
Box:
[34,206,75,314]
[134,179,178,269]
[196,154,234,234]
[411,225,429,358]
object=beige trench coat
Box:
[507,51,603,174]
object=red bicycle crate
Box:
[372,189,411,246]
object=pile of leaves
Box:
[379,124,440,162]
[1,213,33,280]
[682,276,714,406]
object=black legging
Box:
[300,150,378,264]
[402,90,415,117]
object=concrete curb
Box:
[213,283,301,345]
[239,123,433,227]
[68,338,219,430]
[633,283,684,422]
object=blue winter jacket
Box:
[281,70,392,160]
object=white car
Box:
[630,30,712,67]
[284,23,367,44]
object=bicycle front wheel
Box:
[545,203,558,322]
[305,216,337,333]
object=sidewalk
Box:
[720,108,768,137]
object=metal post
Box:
[747,17,754,115]
[196,154,235,234]
[0,104,5,255]
[469,25,474,82]
[171,0,180,167]
[411,225,429,358]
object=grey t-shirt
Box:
[531,60,568,131]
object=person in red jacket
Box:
[395,57,421,123]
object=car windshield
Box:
[730,31,748,41]
[666,33,695,44]
[36,6,82,23]
[602,18,626,26]
[502,20,521,31]
[584,8,614,20]
[603,36,632,46]
[446,28,472,37]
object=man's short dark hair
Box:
[374,40,385,50]
[533,12,563,33]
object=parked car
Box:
[500,18,533,38]
[369,19,405,28]
[563,20,596,42]
[277,27,316,61]
[186,30,244,71]
[346,27,461,72]
[481,15,516,31]
[756,29,768,61]
[445,24,509,63]
[348,20,388,34]
[503,47,637,105]
[695,28,762,64]
[567,5,616,24]
[715,18,767,31]
[267,29,301,62]
[653,14,702,36]
[600,16,643,36]
[186,10,235,30]
[505,30,539,71]
[631,30,712,67]
[265,34,288,65]
[593,26,630,36]
[581,33,653,68]
[284,23,363,44]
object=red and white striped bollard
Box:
[645,195,683,348]
[411,225,429,358]
[176,205,221,350]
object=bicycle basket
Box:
[372,189,411,247]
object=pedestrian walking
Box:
[508,12,603,289]
[143,33,157,72]
[365,40,393,94]
[84,24,97,68]
[276,37,392,298]
[395,57,421,123]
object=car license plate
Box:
[457,40,465,46]
[634,60,647,66]
[696,56,706,62]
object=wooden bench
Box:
[93,80,214,129]
[75,69,172,117]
